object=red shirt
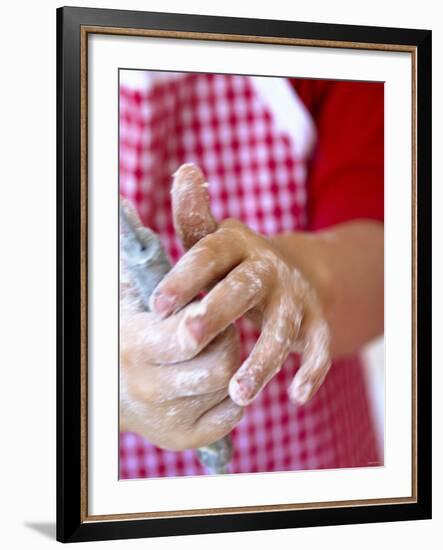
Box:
[292,79,384,229]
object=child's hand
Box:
[119,192,243,450]
[150,164,332,407]
[120,308,242,450]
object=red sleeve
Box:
[291,79,384,231]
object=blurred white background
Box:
[363,338,385,459]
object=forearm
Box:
[271,220,384,358]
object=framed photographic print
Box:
[56,6,432,543]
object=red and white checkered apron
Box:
[119,72,381,478]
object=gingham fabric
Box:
[119,72,381,478]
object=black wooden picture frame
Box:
[57,6,432,543]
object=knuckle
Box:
[162,435,189,452]
[158,435,188,452]
[127,371,158,404]
[172,423,206,451]
[146,406,198,451]
[184,238,219,273]
[196,233,218,255]
[220,218,243,231]
[258,254,277,276]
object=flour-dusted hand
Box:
[120,311,242,450]
[150,164,332,407]
[119,191,243,451]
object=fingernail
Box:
[229,375,256,406]
[288,380,312,405]
[151,293,175,317]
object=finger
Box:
[287,315,331,405]
[119,195,144,236]
[121,308,208,365]
[149,229,246,318]
[119,196,151,318]
[171,163,218,251]
[163,388,229,421]
[139,389,230,452]
[228,304,301,406]
[180,259,272,350]
[131,327,240,402]
[188,397,244,449]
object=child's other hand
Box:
[120,192,243,451]
[150,164,331,407]
[120,308,242,450]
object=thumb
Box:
[171,163,218,251]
